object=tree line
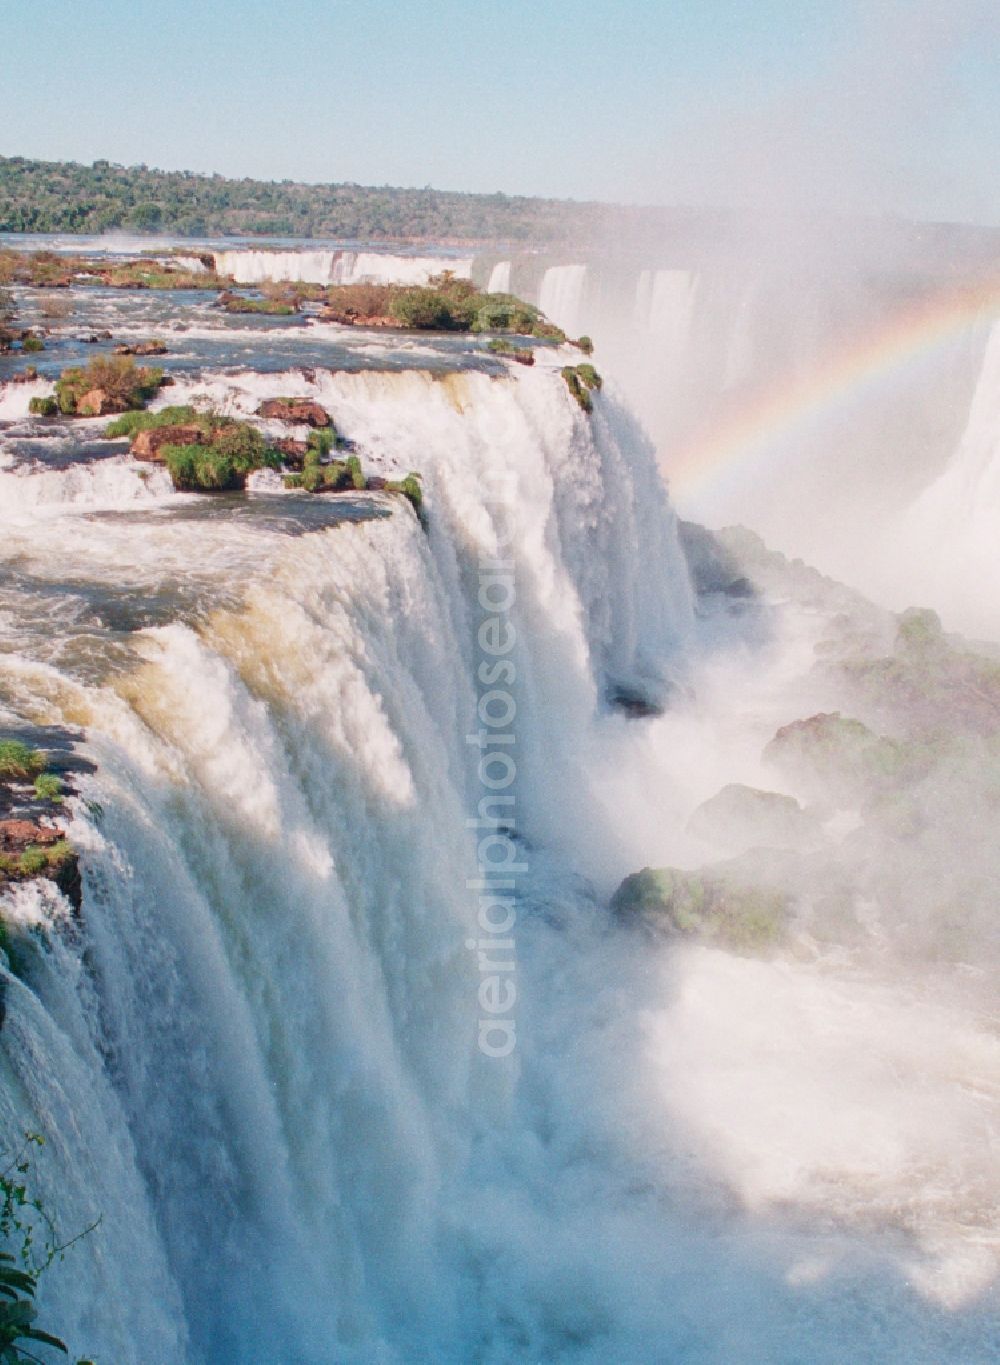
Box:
[0,154,611,242]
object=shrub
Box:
[472,298,539,335]
[55,356,163,415]
[322,282,395,322]
[20,335,44,353]
[307,428,336,459]
[164,444,241,491]
[560,364,602,411]
[44,840,73,869]
[561,366,592,413]
[531,319,567,342]
[211,421,279,472]
[17,848,48,877]
[385,472,423,514]
[262,280,327,305]
[575,335,594,355]
[28,396,58,417]
[105,263,226,291]
[33,773,63,803]
[487,339,535,365]
[0,741,44,779]
[345,454,365,490]
[104,405,203,439]
[390,289,455,330]
[162,424,280,491]
[221,296,296,316]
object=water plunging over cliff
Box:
[212,249,473,287]
[2,265,999,1363]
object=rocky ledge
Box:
[0,739,80,914]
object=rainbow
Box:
[668,277,1000,498]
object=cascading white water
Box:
[0,367,697,1361]
[3,354,1000,1360]
[486,261,511,294]
[634,268,697,342]
[537,265,587,336]
[891,317,1000,635]
[0,378,54,421]
[213,249,472,286]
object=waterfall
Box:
[633,268,696,340]
[537,265,587,335]
[486,260,511,294]
[0,377,54,421]
[892,318,1000,635]
[213,249,473,287]
[3,346,999,1360]
[0,368,695,1362]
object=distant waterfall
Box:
[486,260,512,294]
[213,249,473,286]
[894,318,1000,634]
[634,268,698,382]
[538,264,587,335]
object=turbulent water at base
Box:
[2,248,1000,1363]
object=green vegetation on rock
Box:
[321,273,566,340]
[163,428,281,492]
[54,355,164,416]
[0,738,78,909]
[386,473,423,514]
[611,864,791,953]
[0,741,44,780]
[28,396,57,417]
[560,363,602,412]
[104,405,205,439]
[487,338,535,365]
[220,295,297,316]
[33,773,63,803]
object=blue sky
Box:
[3,0,999,222]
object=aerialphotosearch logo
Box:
[466,468,521,1059]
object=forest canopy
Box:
[0,154,609,243]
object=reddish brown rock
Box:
[76,389,111,416]
[114,340,168,357]
[272,437,308,465]
[317,308,398,328]
[0,820,62,851]
[131,425,205,461]
[258,398,331,427]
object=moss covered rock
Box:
[688,783,820,852]
[763,711,914,805]
[611,864,791,953]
